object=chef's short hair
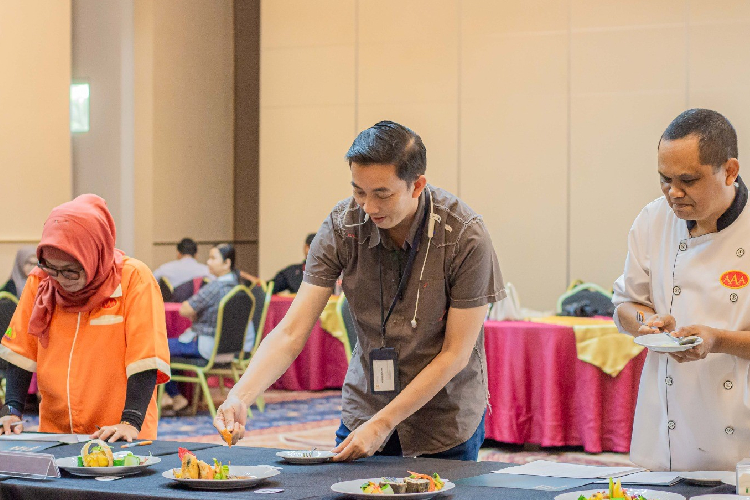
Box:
[661,109,738,170]
[345,121,426,183]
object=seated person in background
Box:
[271,233,316,294]
[1,246,37,298]
[0,194,170,441]
[162,243,253,413]
[153,237,210,288]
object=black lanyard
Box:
[378,189,431,346]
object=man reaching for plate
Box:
[613,108,750,471]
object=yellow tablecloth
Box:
[319,297,346,343]
[532,316,644,377]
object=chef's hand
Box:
[668,324,718,363]
[91,423,139,442]
[214,395,246,445]
[331,417,391,462]
[0,415,22,435]
[641,314,677,335]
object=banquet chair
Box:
[157,285,255,418]
[158,277,173,303]
[335,294,357,361]
[171,280,196,303]
[0,292,18,399]
[224,281,273,414]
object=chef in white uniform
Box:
[613,108,750,472]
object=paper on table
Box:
[594,471,681,486]
[493,460,643,479]
[0,433,90,444]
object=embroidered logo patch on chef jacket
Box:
[720,270,749,289]
[101,298,118,309]
[3,327,14,340]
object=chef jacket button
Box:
[724,380,734,390]
[679,241,687,251]
[731,293,739,303]
[667,420,676,430]
[665,376,674,386]
[726,426,735,435]
[673,286,681,296]
[738,248,745,258]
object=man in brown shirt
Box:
[215,121,505,461]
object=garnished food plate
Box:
[330,478,455,499]
[276,450,336,464]
[555,489,685,500]
[163,465,280,490]
[56,453,160,477]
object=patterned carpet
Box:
[18,390,634,467]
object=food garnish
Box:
[576,478,648,500]
[81,439,114,467]
[172,448,254,480]
[359,472,445,494]
[219,428,233,447]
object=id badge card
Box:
[369,347,399,395]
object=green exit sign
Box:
[70,83,90,133]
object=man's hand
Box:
[91,423,139,442]
[0,415,22,435]
[668,325,719,363]
[331,416,392,462]
[214,395,247,445]
[641,313,677,335]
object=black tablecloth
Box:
[0,443,737,499]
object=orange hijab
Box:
[28,194,124,347]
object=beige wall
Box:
[0,1,72,278]
[259,0,750,310]
[134,0,235,270]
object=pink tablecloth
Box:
[483,320,646,453]
[263,295,348,391]
[164,302,191,339]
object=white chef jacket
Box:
[613,195,750,471]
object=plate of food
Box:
[162,447,280,490]
[55,439,160,477]
[331,472,453,499]
[634,333,702,353]
[555,479,685,500]
[275,450,336,464]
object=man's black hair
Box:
[345,120,426,183]
[661,109,738,170]
[305,233,316,247]
[177,238,198,256]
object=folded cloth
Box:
[317,297,345,340]
[531,316,644,377]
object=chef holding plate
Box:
[613,108,750,471]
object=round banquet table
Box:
[263,295,349,391]
[483,320,646,453]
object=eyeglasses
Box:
[37,262,82,280]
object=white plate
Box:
[635,333,703,353]
[680,471,735,486]
[162,465,280,490]
[555,488,685,500]
[56,454,160,477]
[330,478,455,499]
[276,450,336,464]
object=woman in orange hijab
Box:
[0,194,170,441]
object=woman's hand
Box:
[91,423,139,442]
[331,416,392,462]
[0,415,22,435]
[214,395,247,445]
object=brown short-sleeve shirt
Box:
[304,185,505,456]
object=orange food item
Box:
[219,428,233,447]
